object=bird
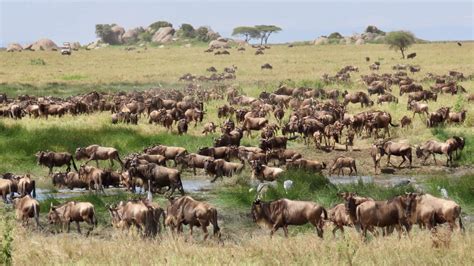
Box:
[457,42,462,47]
[438,186,448,199]
[283,180,293,194]
[147,180,153,201]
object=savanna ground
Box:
[0,42,473,265]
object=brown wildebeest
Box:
[177,118,188,135]
[330,192,374,236]
[242,117,268,137]
[405,193,464,232]
[202,122,217,135]
[404,193,436,230]
[78,165,105,192]
[400,115,412,129]
[75,145,124,169]
[204,159,244,182]
[48,201,97,235]
[377,93,398,104]
[447,110,467,124]
[0,174,19,202]
[266,149,302,166]
[53,171,89,190]
[184,107,204,127]
[286,158,326,172]
[134,154,166,166]
[143,144,187,166]
[36,151,78,175]
[415,138,459,166]
[127,161,184,196]
[347,195,410,239]
[259,136,297,151]
[165,196,221,240]
[12,195,40,227]
[261,63,273,70]
[17,174,36,198]
[408,100,429,119]
[251,198,327,238]
[377,141,412,168]
[329,156,357,176]
[176,153,213,175]
[367,111,398,138]
[343,91,374,107]
[108,199,164,237]
[407,52,416,59]
[251,161,284,182]
[370,144,382,174]
[427,107,450,127]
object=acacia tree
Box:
[386,31,416,59]
[255,25,282,45]
[232,26,261,42]
[95,24,117,44]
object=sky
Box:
[0,0,473,47]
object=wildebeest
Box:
[251,198,327,238]
[447,110,467,124]
[165,196,221,240]
[204,159,243,182]
[259,136,297,151]
[407,52,416,59]
[416,138,459,166]
[343,91,374,107]
[143,144,187,166]
[377,141,412,168]
[0,175,18,202]
[109,199,164,237]
[12,195,40,227]
[127,161,184,196]
[344,193,409,238]
[427,107,450,127]
[176,153,213,175]
[52,171,88,190]
[405,193,464,232]
[78,165,105,192]
[400,115,412,129]
[48,201,97,235]
[329,192,374,236]
[75,145,124,169]
[261,63,273,70]
[286,158,326,172]
[36,151,78,175]
[329,156,357,176]
[177,118,188,135]
[251,161,284,181]
[17,174,36,198]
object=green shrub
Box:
[30,58,46,65]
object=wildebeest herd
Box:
[0,60,470,240]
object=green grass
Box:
[0,121,214,175]
[216,169,474,212]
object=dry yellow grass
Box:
[8,226,474,265]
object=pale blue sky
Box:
[0,0,472,47]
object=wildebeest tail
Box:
[71,156,78,172]
[211,208,221,238]
[288,135,299,141]
[457,206,465,232]
[32,180,36,198]
[33,203,40,228]
[321,207,328,220]
[389,121,399,127]
[144,209,158,237]
[92,208,98,227]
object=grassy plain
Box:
[0,42,473,265]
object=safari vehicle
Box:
[60,42,71,55]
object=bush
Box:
[196,26,210,42]
[95,24,118,44]
[178,23,196,38]
[328,32,343,39]
[138,31,153,42]
[30,58,46,66]
[148,21,172,33]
